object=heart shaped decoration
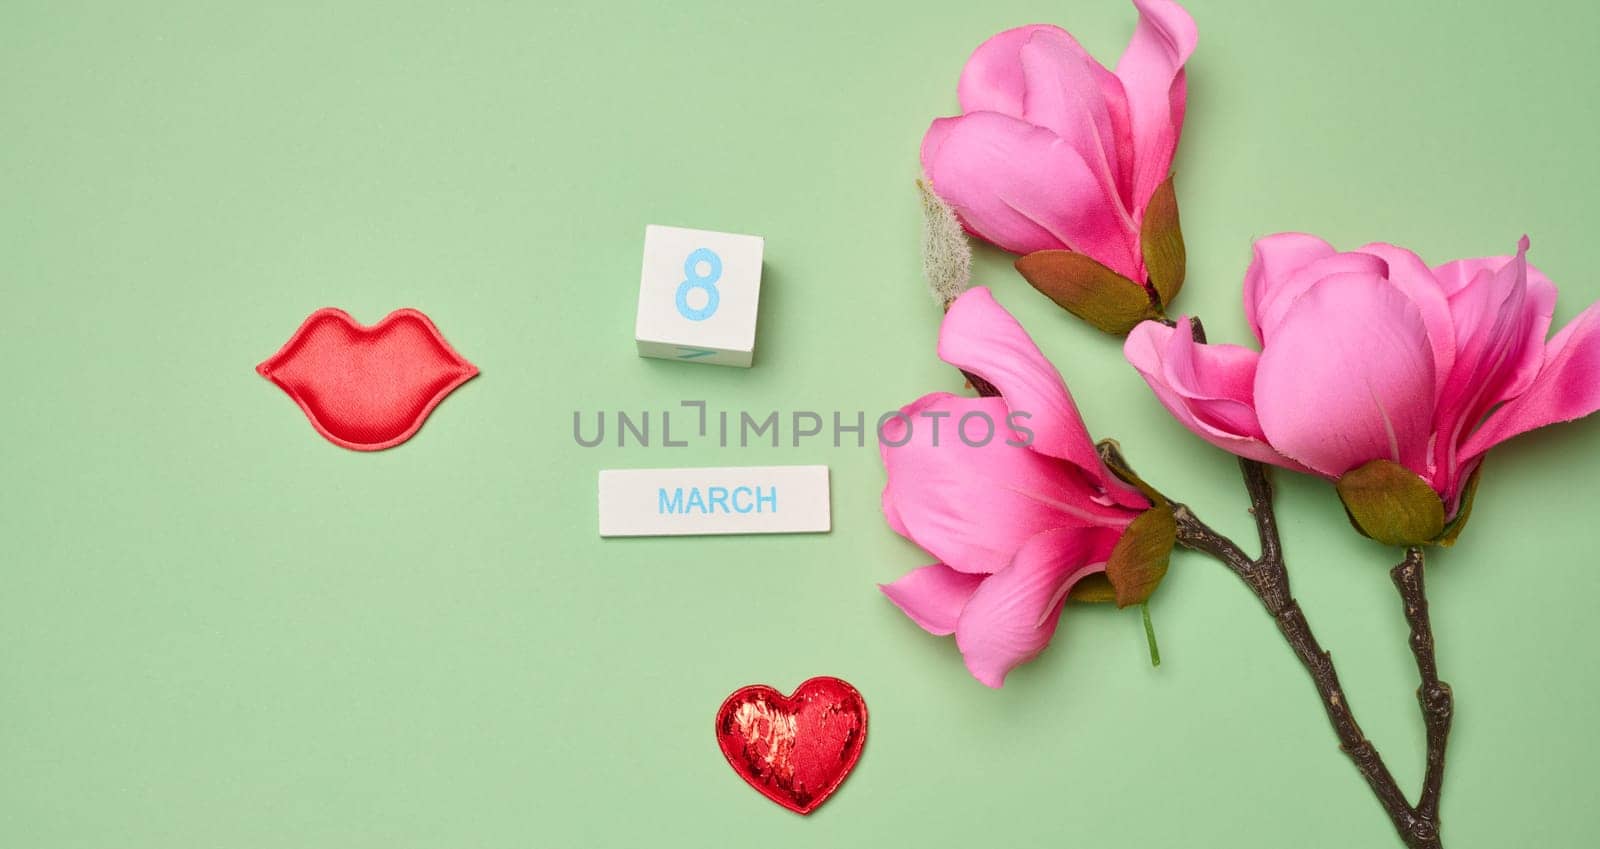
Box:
[714,676,867,815]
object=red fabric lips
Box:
[715,676,867,815]
[257,308,478,451]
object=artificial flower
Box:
[1125,234,1600,544]
[919,0,1196,284]
[879,287,1154,687]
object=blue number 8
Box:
[675,248,722,321]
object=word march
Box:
[658,485,778,515]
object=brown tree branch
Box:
[1169,461,1446,849]
[973,309,1454,846]
[1238,457,1282,566]
[1392,547,1453,831]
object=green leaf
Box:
[1140,174,1185,311]
[1435,462,1483,547]
[1105,507,1178,608]
[1067,573,1117,604]
[1014,250,1158,335]
[1335,459,1446,547]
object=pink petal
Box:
[956,24,1059,119]
[880,564,987,636]
[1355,242,1457,389]
[880,393,1135,575]
[1254,273,1437,478]
[939,288,1146,508]
[1253,246,1389,346]
[1017,28,1134,212]
[1114,0,1197,213]
[1124,319,1308,471]
[1434,240,1556,491]
[1461,299,1600,460]
[955,526,1118,688]
[1442,247,1557,406]
[957,25,1133,199]
[1431,253,1557,298]
[1155,322,1259,433]
[920,111,1139,275]
[1242,233,1338,345]
[1432,256,1497,296]
[920,115,957,181]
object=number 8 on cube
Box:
[635,225,764,367]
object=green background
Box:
[3,1,1597,846]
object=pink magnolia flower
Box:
[1125,233,1600,531]
[919,0,1197,281]
[879,287,1149,687]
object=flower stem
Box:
[1393,547,1453,829]
[1168,461,1447,849]
[1141,602,1161,667]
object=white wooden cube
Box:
[635,225,764,367]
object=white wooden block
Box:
[634,225,764,367]
[598,465,830,537]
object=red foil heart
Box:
[715,676,867,815]
[257,308,478,451]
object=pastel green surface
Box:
[3,1,1597,846]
